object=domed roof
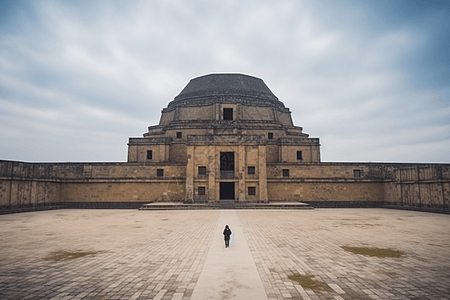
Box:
[166,73,287,110]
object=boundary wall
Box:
[1,160,449,213]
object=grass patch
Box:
[343,246,404,258]
[45,250,100,261]
[288,274,326,291]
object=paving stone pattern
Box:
[239,209,450,300]
[0,210,219,300]
[0,209,449,299]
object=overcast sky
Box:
[0,0,449,163]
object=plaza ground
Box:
[0,208,449,299]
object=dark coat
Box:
[223,227,232,241]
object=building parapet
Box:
[278,137,320,145]
[186,134,266,145]
[128,137,173,144]
[164,95,290,112]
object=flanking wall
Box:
[0,161,60,208]
[1,160,449,212]
[0,160,186,210]
[267,162,449,210]
[383,165,450,210]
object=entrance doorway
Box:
[220,182,235,200]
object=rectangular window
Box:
[223,108,233,120]
[248,187,256,196]
[198,187,206,195]
[283,169,290,177]
[247,166,255,175]
[354,170,361,177]
[297,151,303,160]
[157,169,164,177]
[147,150,153,160]
[176,132,182,139]
[268,133,274,139]
[198,166,207,176]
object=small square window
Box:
[157,169,164,177]
[248,166,255,175]
[223,108,233,120]
[248,187,256,196]
[282,169,290,177]
[147,150,153,160]
[268,133,274,139]
[198,187,206,195]
[198,166,207,176]
[297,151,303,160]
[176,132,182,139]
[354,170,361,177]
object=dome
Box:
[165,73,287,111]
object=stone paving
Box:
[0,208,449,299]
[239,209,450,300]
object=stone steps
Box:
[139,201,314,210]
[236,202,314,210]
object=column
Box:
[238,145,246,201]
[258,145,268,202]
[186,145,195,202]
[208,145,216,201]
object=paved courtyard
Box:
[0,208,449,300]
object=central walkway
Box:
[191,210,268,299]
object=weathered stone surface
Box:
[0,74,449,211]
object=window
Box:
[268,133,274,139]
[157,169,164,177]
[283,169,290,177]
[223,108,233,120]
[147,150,153,160]
[198,187,206,195]
[176,132,182,139]
[248,187,256,196]
[354,170,361,178]
[198,166,207,176]
[297,151,303,160]
[248,166,255,175]
[220,152,234,179]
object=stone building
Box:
[127,73,320,202]
[0,73,449,212]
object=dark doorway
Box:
[220,182,235,200]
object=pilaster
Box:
[238,145,246,201]
[258,145,268,202]
[186,145,195,202]
[208,145,216,201]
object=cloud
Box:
[0,0,449,162]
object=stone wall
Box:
[384,165,450,210]
[0,161,60,208]
[267,163,385,203]
[1,160,449,212]
[60,181,185,203]
[266,162,449,211]
[0,160,186,210]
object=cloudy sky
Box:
[0,0,449,163]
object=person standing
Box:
[223,225,232,248]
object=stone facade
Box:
[128,74,320,202]
[1,74,449,212]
